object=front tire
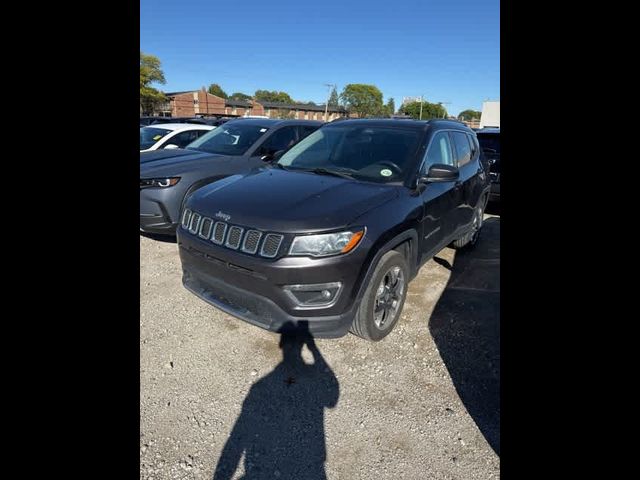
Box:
[350,250,409,341]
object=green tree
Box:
[207,83,228,99]
[328,86,339,108]
[340,84,384,117]
[437,103,449,118]
[400,100,447,120]
[385,97,396,116]
[458,109,481,120]
[140,52,166,114]
[229,92,253,101]
[254,90,294,104]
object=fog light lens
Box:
[283,282,342,308]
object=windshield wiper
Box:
[306,167,354,179]
[272,163,289,170]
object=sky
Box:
[140,0,499,117]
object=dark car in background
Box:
[140,116,174,127]
[476,128,500,201]
[178,119,491,341]
[195,117,236,127]
[140,116,234,127]
[140,118,322,235]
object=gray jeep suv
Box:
[178,119,491,341]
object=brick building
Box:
[461,118,481,129]
[153,89,348,121]
[259,101,346,121]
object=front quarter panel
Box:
[347,188,423,300]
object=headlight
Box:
[289,229,365,257]
[140,177,180,189]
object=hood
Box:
[140,148,229,177]
[186,168,399,233]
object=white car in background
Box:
[140,123,215,152]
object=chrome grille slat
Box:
[181,209,192,229]
[241,230,262,254]
[185,210,283,258]
[212,222,227,245]
[188,213,201,234]
[225,226,244,250]
[198,217,213,239]
[260,233,283,258]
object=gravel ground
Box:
[140,211,500,480]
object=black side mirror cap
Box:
[419,164,459,184]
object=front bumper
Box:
[140,187,183,235]
[178,233,366,338]
[140,213,177,234]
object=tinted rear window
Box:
[477,133,500,154]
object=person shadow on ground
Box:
[213,322,339,480]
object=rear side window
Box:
[450,131,472,167]
[467,133,478,159]
[423,131,454,171]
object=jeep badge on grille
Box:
[215,211,231,221]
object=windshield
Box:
[277,125,422,184]
[186,122,269,155]
[477,133,500,155]
[140,127,170,150]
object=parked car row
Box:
[141,118,492,342]
[140,116,235,127]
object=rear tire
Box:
[453,195,487,249]
[350,250,409,341]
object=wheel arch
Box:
[354,228,420,306]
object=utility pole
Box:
[324,83,336,122]
[419,95,423,120]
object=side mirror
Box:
[419,164,459,184]
[163,144,179,150]
[260,149,285,162]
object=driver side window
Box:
[422,132,454,173]
[255,127,298,156]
